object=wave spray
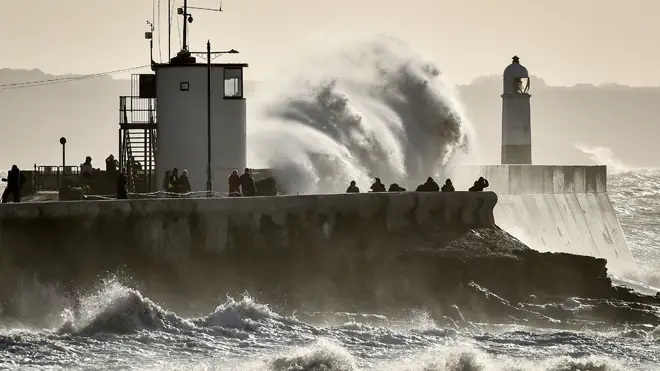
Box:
[247,35,476,194]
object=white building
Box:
[154,62,248,193]
[501,55,532,165]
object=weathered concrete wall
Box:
[460,165,633,271]
[493,193,634,271]
[0,192,497,260]
[0,191,501,314]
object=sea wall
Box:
[0,191,497,251]
[461,165,634,270]
[1,191,656,326]
[0,192,497,310]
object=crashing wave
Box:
[247,35,475,194]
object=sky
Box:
[2,0,660,87]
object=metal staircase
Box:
[118,75,157,193]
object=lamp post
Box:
[59,137,66,191]
[192,44,239,197]
[206,40,212,196]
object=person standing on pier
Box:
[116,172,128,200]
[177,170,192,193]
[1,165,26,203]
[105,154,118,179]
[240,168,256,197]
[81,156,93,178]
[228,169,241,196]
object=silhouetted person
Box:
[81,156,93,178]
[162,170,173,192]
[116,173,128,199]
[388,183,406,192]
[370,178,386,192]
[346,180,360,193]
[105,154,118,179]
[469,177,489,192]
[177,170,191,193]
[1,165,26,203]
[441,179,455,192]
[416,177,439,192]
[166,168,180,193]
[228,169,241,196]
[239,168,256,196]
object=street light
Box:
[59,137,66,191]
[191,44,240,196]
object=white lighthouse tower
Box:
[501,56,531,164]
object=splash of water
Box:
[574,143,630,172]
[247,35,476,194]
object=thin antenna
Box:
[189,0,222,11]
[145,20,155,67]
[171,0,224,64]
[179,0,190,52]
[188,6,222,11]
[168,0,171,61]
[178,0,223,51]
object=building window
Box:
[180,82,190,91]
[223,68,243,98]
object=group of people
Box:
[162,168,192,194]
[346,176,490,194]
[79,154,129,199]
[83,154,192,198]
[228,168,256,197]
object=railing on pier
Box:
[32,165,81,193]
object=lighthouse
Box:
[501,56,531,165]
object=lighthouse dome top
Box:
[503,55,529,78]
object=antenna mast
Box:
[145,21,155,67]
[182,0,189,52]
[171,0,223,64]
[168,0,171,62]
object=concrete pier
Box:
[462,165,634,271]
[0,191,497,260]
[0,191,498,313]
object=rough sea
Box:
[1,36,659,371]
[0,170,657,371]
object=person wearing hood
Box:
[177,170,192,193]
[441,179,455,192]
[228,169,241,196]
[346,180,360,193]
[388,183,406,192]
[416,177,439,192]
[240,168,256,196]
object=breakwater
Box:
[460,165,635,272]
[0,191,656,327]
